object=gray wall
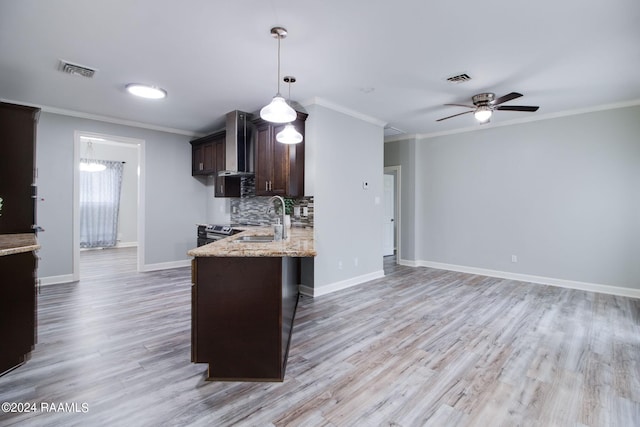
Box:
[305,103,385,291]
[385,105,640,290]
[36,112,207,278]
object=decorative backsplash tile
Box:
[230,176,314,227]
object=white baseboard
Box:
[300,270,385,298]
[399,258,420,267]
[141,259,191,272]
[416,260,640,299]
[39,274,75,286]
[116,241,138,248]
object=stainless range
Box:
[197,224,238,247]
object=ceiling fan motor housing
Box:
[472,93,495,106]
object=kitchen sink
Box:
[234,235,275,243]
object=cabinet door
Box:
[269,124,289,196]
[0,251,36,374]
[255,124,272,196]
[215,137,225,173]
[0,103,40,234]
[202,142,215,174]
[192,144,204,174]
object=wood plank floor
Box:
[1,248,639,426]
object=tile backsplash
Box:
[230,176,314,227]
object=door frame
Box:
[384,165,401,263]
[72,130,145,280]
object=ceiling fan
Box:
[436,92,539,123]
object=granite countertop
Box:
[187,226,316,258]
[0,233,40,256]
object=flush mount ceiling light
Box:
[276,76,303,144]
[125,83,167,99]
[260,27,297,123]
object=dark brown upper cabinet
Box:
[0,102,40,234]
[190,130,240,197]
[253,111,307,198]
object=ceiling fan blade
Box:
[492,92,523,105]
[436,110,474,122]
[496,105,539,112]
[444,103,475,109]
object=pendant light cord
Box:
[276,35,282,96]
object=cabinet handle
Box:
[220,184,223,194]
[199,162,203,171]
[266,182,269,191]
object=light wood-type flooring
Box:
[1,248,639,426]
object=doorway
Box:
[383,166,401,268]
[73,131,145,281]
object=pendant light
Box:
[79,140,106,172]
[276,76,303,144]
[260,27,297,123]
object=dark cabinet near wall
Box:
[0,101,40,376]
[0,249,37,375]
[0,102,40,234]
[253,112,307,197]
[190,130,240,197]
[191,131,224,176]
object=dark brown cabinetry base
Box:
[0,251,37,376]
[191,256,300,381]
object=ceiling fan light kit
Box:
[437,92,539,123]
[473,106,492,123]
[260,27,297,124]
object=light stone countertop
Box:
[187,226,316,258]
[0,233,40,257]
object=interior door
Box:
[383,173,395,256]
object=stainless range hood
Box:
[218,110,255,176]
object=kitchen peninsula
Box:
[187,226,315,381]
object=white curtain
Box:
[79,159,124,248]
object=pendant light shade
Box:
[260,27,298,123]
[276,75,303,144]
[260,95,297,123]
[276,123,303,144]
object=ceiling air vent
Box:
[58,60,97,78]
[446,73,471,84]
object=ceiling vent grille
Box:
[446,73,471,84]
[58,60,97,78]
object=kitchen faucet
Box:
[267,195,287,240]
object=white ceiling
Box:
[1,0,639,137]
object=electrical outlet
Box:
[354,257,358,267]
[338,260,343,270]
[362,181,369,190]
[302,206,308,217]
[511,255,518,263]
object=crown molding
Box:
[386,98,640,142]
[0,98,201,137]
[302,97,387,128]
